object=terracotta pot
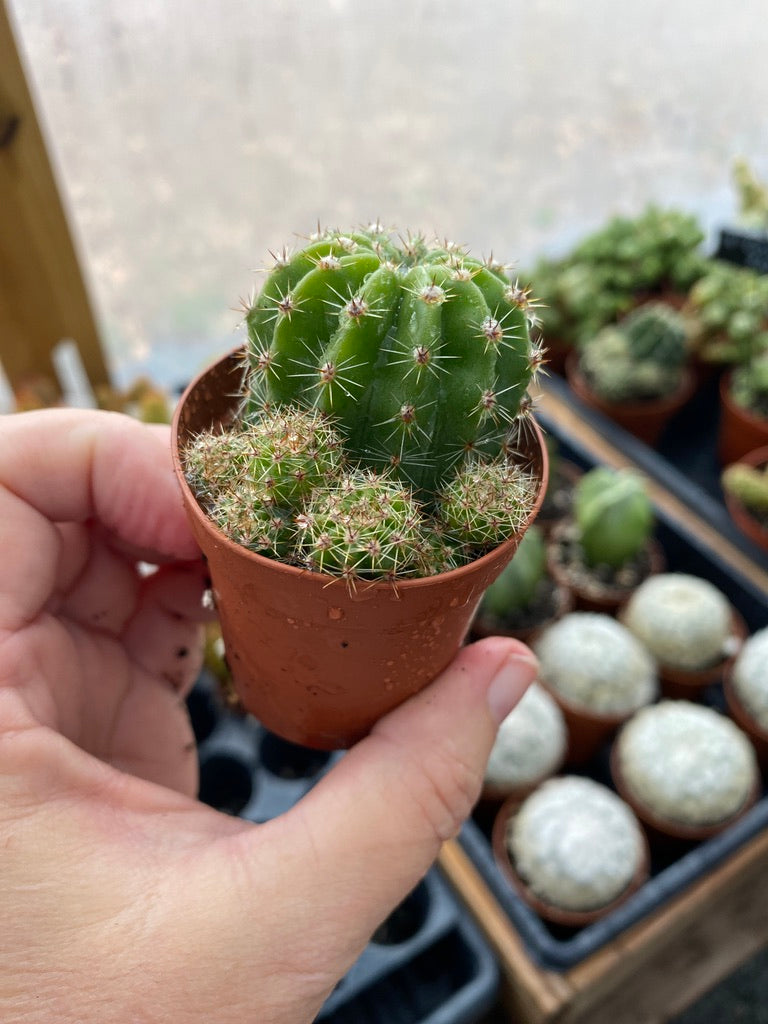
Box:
[566,353,696,446]
[470,578,574,647]
[610,741,760,844]
[491,792,650,928]
[644,607,749,701]
[723,667,768,771]
[547,519,666,615]
[718,373,768,466]
[536,675,635,766]
[722,445,768,554]
[172,348,549,750]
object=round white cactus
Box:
[731,626,768,731]
[508,777,645,912]
[620,573,735,671]
[534,612,658,714]
[616,701,758,827]
[484,683,567,791]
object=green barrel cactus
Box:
[574,467,654,570]
[181,225,544,582]
[244,226,541,497]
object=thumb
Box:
[273,636,538,941]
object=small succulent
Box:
[182,225,544,582]
[684,261,768,365]
[480,525,547,617]
[578,302,689,403]
[729,351,768,420]
[573,467,654,571]
[722,460,768,517]
[620,573,736,672]
[732,158,768,235]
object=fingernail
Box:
[487,651,539,724]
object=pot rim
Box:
[171,345,550,591]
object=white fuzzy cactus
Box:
[615,701,758,827]
[484,683,567,791]
[731,626,768,731]
[534,612,658,714]
[620,573,735,671]
[508,777,645,912]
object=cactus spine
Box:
[182,225,543,582]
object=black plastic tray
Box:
[187,677,499,1024]
[458,407,768,971]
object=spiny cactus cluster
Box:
[579,302,689,403]
[574,467,654,570]
[183,225,543,582]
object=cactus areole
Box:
[244,227,541,498]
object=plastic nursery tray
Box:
[458,412,768,972]
[187,675,499,1024]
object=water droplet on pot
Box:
[328,606,344,620]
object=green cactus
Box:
[181,225,543,582]
[729,352,768,419]
[722,461,768,515]
[578,302,688,403]
[481,525,547,616]
[574,467,654,570]
[244,226,540,497]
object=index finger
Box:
[0,410,199,630]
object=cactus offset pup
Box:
[182,226,544,582]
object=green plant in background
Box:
[530,206,707,350]
[732,158,768,235]
[183,225,544,581]
[684,260,768,365]
[573,467,654,570]
[722,461,768,517]
[729,352,768,420]
[480,525,547,617]
[578,302,689,403]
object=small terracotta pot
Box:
[640,607,749,701]
[491,793,651,928]
[610,741,760,844]
[722,445,768,554]
[547,519,666,615]
[470,579,574,647]
[172,348,549,750]
[718,374,768,466]
[566,353,696,446]
[723,667,768,771]
[536,675,635,765]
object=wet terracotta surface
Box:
[172,348,549,749]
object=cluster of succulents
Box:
[578,302,689,403]
[531,206,707,349]
[183,225,543,581]
[683,260,768,365]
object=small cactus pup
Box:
[171,225,549,749]
[722,449,768,552]
[547,466,662,613]
[473,525,573,643]
[619,573,747,699]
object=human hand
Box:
[0,409,537,1024]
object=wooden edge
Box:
[438,840,573,1021]
[536,382,768,596]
